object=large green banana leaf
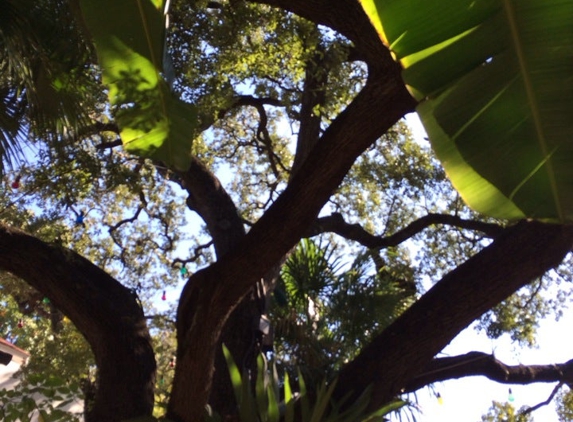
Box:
[361,0,573,222]
[78,0,197,171]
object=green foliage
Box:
[272,238,416,382]
[0,0,98,172]
[476,278,555,347]
[481,400,533,422]
[0,376,82,422]
[555,387,573,421]
[363,0,573,222]
[1,0,572,420]
[78,0,198,170]
[219,345,405,422]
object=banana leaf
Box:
[78,0,197,171]
[361,0,573,222]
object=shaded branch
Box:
[169,33,416,420]
[176,156,246,258]
[172,241,214,267]
[0,224,155,421]
[249,0,389,64]
[333,220,573,412]
[406,352,573,392]
[520,382,564,416]
[76,121,120,139]
[309,212,505,247]
[95,138,122,150]
[217,94,283,120]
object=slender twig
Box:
[172,241,214,267]
[519,382,564,416]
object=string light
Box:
[42,297,50,304]
[508,388,515,402]
[436,392,443,405]
[11,175,20,190]
[169,357,175,368]
[161,291,166,301]
[17,319,23,328]
[180,266,188,277]
[75,211,85,226]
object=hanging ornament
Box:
[169,357,175,368]
[11,175,21,190]
[17,319,23,328]
[159,377,164,385]
[161,290,166,301]
[75,211,85,227]
[42,297,50,304]
[180,266,188,277]
[508,388,515,402]
[436,392,444,405]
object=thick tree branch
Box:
[333,220,573,411]
[249,0,388,64]
[0,224,155,422]
[291,45,328,175]
[76,121,120,139]
[405,352,573,392]
[169,31,415,421]
[309,212,505,247]
[217,95,283,119]
[176,156,246,258]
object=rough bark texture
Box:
[406,352,573,392]
[167,28,416,422]
[0,224,156,421]
[333,220,573,411]
[4,1,572,422]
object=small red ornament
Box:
[161,290,166,301]
[17,319,23,328]
[11,176,20,189]
[169,357,175,368]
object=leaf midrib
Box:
[503,0,562,220]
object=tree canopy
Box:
[1,1,573,422]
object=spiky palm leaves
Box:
[0,0,98,173]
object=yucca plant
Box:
[215,345,405,422]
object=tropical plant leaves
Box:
[78,0,197,170]
[361,0,573,222]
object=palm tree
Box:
[0,0,97,173]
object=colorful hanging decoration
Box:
[42,297,50,304]
[169,357,175,368]
[436,392,444,405]
[508,388,515,402]
[75,211,85,226]
[11,175,21,190]
[180,266,188,277]
[161,290,166,301]
[17,319,23,328]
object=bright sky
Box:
[408,311,573,422]
[400,113,573,422]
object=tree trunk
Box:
[167,44,415,420]
[333,220,573,411]
[0,224,156,421]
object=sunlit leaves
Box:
[362,0,573,222]
[79,0,198,170]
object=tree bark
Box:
[0,224,155,422]
[167,36,415,420]
[333,220,573,411]
[405,351,573,392]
